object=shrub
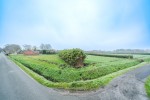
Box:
[59,48,86,68]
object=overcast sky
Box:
[0,0,150,50]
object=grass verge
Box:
[145,76,150,97]
[10,57,147,91]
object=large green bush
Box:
[59,48,86,68]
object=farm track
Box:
[0,53,150,100]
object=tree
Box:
[32,46,37,51]
[45,44,52,50]
[40,44,52,50]
[3,44,21,54]
[40,44,44,50]
[0,47,2,53]
[59,48,86,68]
[23,44,32,50]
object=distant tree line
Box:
[113,49,150,54]
[0,47,2,53]
[86,49,150,54]
[3,44,21,54]
[1,44,56,55]
[1,44,150,55]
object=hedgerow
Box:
[87,53,133,59]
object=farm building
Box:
[23,50,39,55]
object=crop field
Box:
[10,54,146,90]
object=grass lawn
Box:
[9,54,148,90]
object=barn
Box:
[23,50,39,55]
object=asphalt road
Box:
[0,53,150,100]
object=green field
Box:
[9,54,149,90]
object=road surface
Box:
[0,53,150,100]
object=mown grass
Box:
[145,76,150,97]
[10,57,147,90]
[10,55,140,82]
[9,54,149,90]
[28,54,66,64]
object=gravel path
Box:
[93,65,150,100]
[56,64,150,100]
[0,53,150,100]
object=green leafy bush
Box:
[59,48,86,68]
